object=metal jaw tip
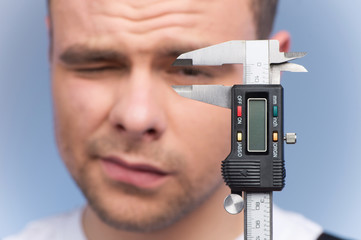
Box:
[270,62,308,84]
[172,59,193,66]
[172,85,232,109]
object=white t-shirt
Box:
[3,206,323,240]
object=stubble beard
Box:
[71,136,223,233]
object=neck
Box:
[82,185,244,240]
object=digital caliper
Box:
[172,40,307,240]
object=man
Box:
[4,0,342,239]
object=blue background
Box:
[1,0,360,238]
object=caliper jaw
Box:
[270,62,307,84]
[172,40,307,66]
[172,41,246,66]
[172,40,307,100]
[172,61,307,103]
[172,85,232,109]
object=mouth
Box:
[100,156,171,189]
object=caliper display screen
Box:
[247,98,267,152]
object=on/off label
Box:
[237,95,243,125]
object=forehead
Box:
[51,0,255,55]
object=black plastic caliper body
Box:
[222,84,285,194]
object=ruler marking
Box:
[244,41,272,240]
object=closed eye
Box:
[170,67,212,78]
[74,66,122,73]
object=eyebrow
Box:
[59,42,213,65]
[156,42,213,58]
[59,45,128,65]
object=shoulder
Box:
[273,206,347,240]
[273,205,323,240]
[3,207,86,240]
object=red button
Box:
[237,106,242,117]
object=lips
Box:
[100,156,170,189]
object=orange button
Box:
[273,132,278,142]
[237,106,242,117]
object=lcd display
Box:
[248,98,267,152]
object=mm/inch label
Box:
[245,192,272,240]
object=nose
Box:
[108,73,167,142]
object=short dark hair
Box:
[46,0,278,39]
[251,0,279,39]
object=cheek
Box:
[172,99,231,182]
[53,75,113,136]
[52,71,114,167]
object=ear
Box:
[271,31,291,52]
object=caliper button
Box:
[273,131,278,142]
[273,106,278,117]
[237,132,242,142]
[237,106,242,117]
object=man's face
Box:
[51,0,256,232]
